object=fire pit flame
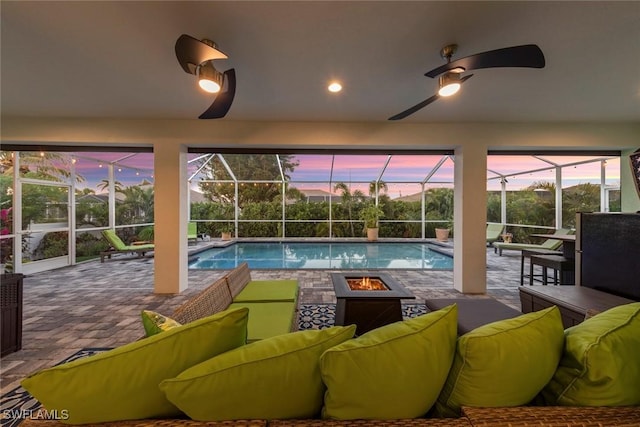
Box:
[346,276,389,291]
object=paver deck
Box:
[0,239,525,393]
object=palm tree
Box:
[138,187,155,223]
[334,182,366,237]
[0,151,84,183]
[368,180,388,199]
[425,188,454,221]
[97,179,123,193]
[117,186,154,224]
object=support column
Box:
[600,160,607,212]
[555,167,562,228]
[453,144,488,294]
[500,178,507,225]
[153,143,188,294]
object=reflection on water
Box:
[189,242,453,270]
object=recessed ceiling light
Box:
[328,82,342,93]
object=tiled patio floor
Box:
[0,239,526,394]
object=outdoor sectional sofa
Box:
[18,264,640,427]
[19,406,640,426]
[171,262,299,342]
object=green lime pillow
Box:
[541,302,640,406]
[434,306,564,417]
[141,309,181,336]
[319,304,457,420]
[160,325,356,421]
[21,307,249,424]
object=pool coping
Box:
[187,238,454,270]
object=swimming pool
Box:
[188,242,453,270]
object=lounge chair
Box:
[492,228,573,256]
[100,229,155,262]
[486,223,505,246]
[188,222,198,243]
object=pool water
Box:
[189,242,453,270]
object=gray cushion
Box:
[425,298,521,335]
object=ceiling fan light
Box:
[438,72,461,97]
[198,61,223,93]
[199,79,221,93]
[328,82,342,92]
[439,83,460,97]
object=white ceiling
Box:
[2,1,639,123]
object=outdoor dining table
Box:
[528,233,576,286]
[529,233,576,259]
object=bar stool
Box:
[520,249,562,286]
[529,254,575,286]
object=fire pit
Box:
[331,272,415,335]
[346,277,389,291]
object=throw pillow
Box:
[160,325,357,421]
[141,310,181,336]
[21,307,249,424]
[541,302,640,406]
[319,304,457,420]
[434,306,564,418]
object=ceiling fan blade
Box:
[388,74,473,121]
[388,94,440,121]
[460,74,474,83]
[199,68,236,119]
[425,44,545,78]
[175,34,228,75]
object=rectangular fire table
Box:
[331,272,415,335]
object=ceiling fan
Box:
[175,34,236,119]
[388,44,545,121]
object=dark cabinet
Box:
[575,212,640,301]
[1,273,24,357]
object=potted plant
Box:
[435,220,452,242]
[220,223,233,241]
[360,204,384,241]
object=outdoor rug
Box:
[0,304,427,426]
[297,303,428,330]
[1,348,111,427]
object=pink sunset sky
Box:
[68,152,620,198]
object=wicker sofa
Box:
[19,405,640,426]
[18,266,640,427]
[172,262,299,342]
